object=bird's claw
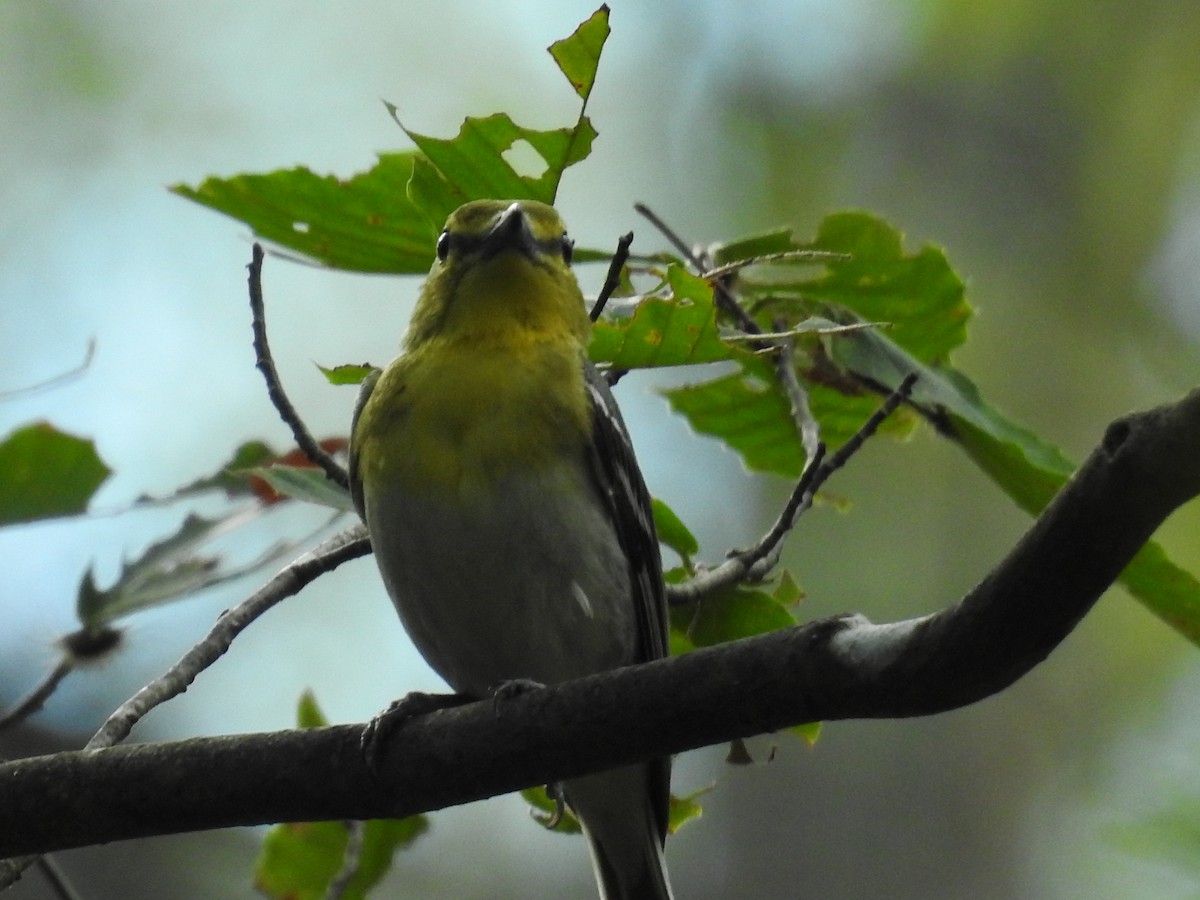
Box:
[490,678,546,714]
[544,781,567,829]
[360,690,472,777]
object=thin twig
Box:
[589,231,634,322]
[630,203,693,262]
[34,856,84,900]
[723,321,885,342]
[0,814,90,893]
[665,374,918,604]
[325,821,366,900]
[773,319,820,465]
[815,372,918,483]
[633,203,763,338]
[0,339,95,400]
[0,658,73,733]
[701,250,849,281]
[85,524,371,751]
[248,243,350,491]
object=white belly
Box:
[366,461,637,696]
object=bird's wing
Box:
[347,366,383,523]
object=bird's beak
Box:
[480,203,538,259]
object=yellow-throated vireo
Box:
[349,200,673,900]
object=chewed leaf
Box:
[172,156,436,274]
[75,510,304,630]
[402,113,596,214]
[319,363,377,387]
[175,8,610,272]
[243,464,355,512]
[590,266,734,369]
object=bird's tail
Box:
[565,764,674,900]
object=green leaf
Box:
[319,363,377,387]
[402,112,597,211]
[176,7,611,269]
[165,440,279,502]
[295,689,328,729]
[668,785,710,833]
[951,404,1200,645]
[255,818,428,900]
[673,583,797,648]
[662,357,807,478]
[1119,542,1200,646]
[76,511,300,630]
[771,570,804,606]
[172,155,437,274]
[396,5,607,210]
[404,153,470,231]
[0,422,111,526]
[652,498,698,563]
[522,786,581,834]
[828,333,1200,647]
[523,783,707,837]
[590,266,734,369]
[658,212,965,477]
[548,5,610,102]
[788,721,822,746]
[795,211,970,362]
[711,227,798,265]
[242,464,356,512]
[255,693,429,900]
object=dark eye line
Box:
[437,230,573,264]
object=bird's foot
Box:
[490,678,546,714]
[360,690,472,777]
[543,780,567,829]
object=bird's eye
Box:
[436,230,451,262]
[560,234,575,264]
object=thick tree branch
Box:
[2,389,1199,859]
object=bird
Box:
[349,199,673,899]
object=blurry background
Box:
[3,1,1200,897]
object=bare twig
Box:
[34,856,84,900]
[723,321,885,342]
[629,204,916,604]
[819,373,918,477]
[325,821,366,900]
[0,339,95,400]
[633,203,762,338]
[773,319,820,466]
[589,231,634,322]
[0,659,73,733]
[700,250,849,281]
[248,243,350,491]
[85,524,371,751]
[666,374,918,605]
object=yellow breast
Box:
[354,336,592,499]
